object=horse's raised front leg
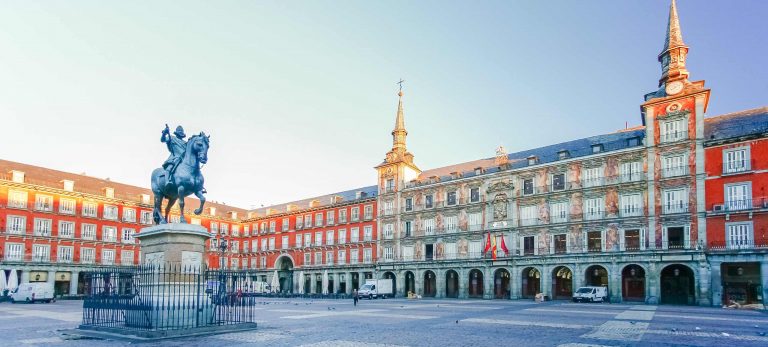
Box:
[177,185,187,224]
[193,189,206,215]
[154,193,165,224]
[164,197,177,223]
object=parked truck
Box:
[10,282,55,303]
[358,279,394,299]
[572,286,608,303]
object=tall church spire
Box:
[392,90,407,152]
[658,0,689,87]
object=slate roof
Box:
[704,106,768,143]
[247,185,378,218]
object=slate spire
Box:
[658,0,690,87]
[392,90,408,152]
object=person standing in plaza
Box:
[353,289,358,306]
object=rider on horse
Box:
[161,124,187,190]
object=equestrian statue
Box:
[150,124,210,224]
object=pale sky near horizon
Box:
[1,0,766,209]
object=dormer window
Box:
[229,211,238,220]
[627,137,641,147]
[11,170,25,183]
[558,150,570,160]
[309,200,321,208]
[527,156,538,166]
[62,180,75,192]
[104,187,114,198]
[591,144,603,154]
[474,167,483,175]
[140,194,150,204]
[209,207,217,216]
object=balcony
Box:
[711,198,768,213]
[707,238,768,251]
[723,160,753,175]
[401,197,485,213]
[660,130,688,144]
[662,165,689,178]
[620,172,644,183]
[663,202,689,214]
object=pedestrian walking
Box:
[353,289,359,306]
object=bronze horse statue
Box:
[151,133,209,224]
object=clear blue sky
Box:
[1,0,765,209]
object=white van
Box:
[572,286,608,303]
[10,282,55,303]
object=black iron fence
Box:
[80,264,258,332]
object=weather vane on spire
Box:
[397,78,405,92]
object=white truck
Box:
[358,279,394,299]
[10,282,55,303]
[572,286,608,303]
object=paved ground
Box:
[1,298,768,346]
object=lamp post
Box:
[217,233,228,303]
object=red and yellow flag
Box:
[491,234,497,260]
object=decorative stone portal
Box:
[660,264,696,305]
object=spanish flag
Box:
[500,235,509,256]
[484,232,492,253]
[491,234,497,260]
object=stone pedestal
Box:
[136,223,210,269]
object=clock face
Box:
[665,81,684,95]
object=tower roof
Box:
[393,90,406,135]
[660,0,687,58]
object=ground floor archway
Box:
[468,269,484,298]
[384,271,397,297]
[622,264,646,302]
[494,269,510,299]
[522,267,540,299]
[446,270,459,298]
[552,266,573,300]
[585,265,609,287]
[660,264,695,305]
[423,270,436,297]
[404,271,416,296]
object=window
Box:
[7,215,25,234]
[551,173,566,191]
[383,223,393,239]
[139,211,152,224]
[664,226,687,249]
[584,197,604,220]
[338,250,346,264]
[350,250,359,264]
[383,201,394,215]
[59,198,76,214]
[59,221,74,238]
[5,243,24,261]
[260,222,267,233]
[385,179,395,193]
[520,205,538,226]
[102,250,115,265]
[315,252,322,265]
[81,224,96,240]
[663,188,688,214]
[121,251,134,265]
[58,246,74,263]
[425,194,434,208]
[260,239,267,251]
[727,222,753,249]
[327,210,335,225]
[312,231,321,246]
[304,253,311,265]
[445,243,457,259]
[364,205,373,219]
[169,215,181,223]
[424,218,435,235]
[304,233,312,248]
[268,237,275,250]
[326,230,334,245]
[8,190,28,209]
[724,147,750,174]
[624,229,642,251]
[363,248,372,263]
[587,231,602,252]
[447,191,457,206]
[103,205,118,220]
[662,154,687,177]
[469,241,482,258]
[405,198,413,211]
[404,221,412,237]
[305,214,312,227]
[32,244,50,262]
[282,218,289,231]
[523,178,534,195]
[725,183,751,211]
[81,248,95,264]
[122,208,136,222]
[351,208,359,221]
[315,213,323,226]
[468,213,482,231]
[627,137,641,147]
[122,228,135,244]
[620,193,643,217]
[33,218,52,236]
[260,257,267,268]
[296,215,304,229]
[339,209,347,223]
[243,240,249,252]
[296,234,303,247]
[338,229,346,244]
[620,161,643,182]
[523,236,535,255]
[251,241,258,252]
[243,225,249,236]
[445,215,458,232]
[384,247,393,261]
[35,195,53,212]
[210,222,219,234]
[281,236,289,249]
[583,167,603,187]
[220,224,229,235]
[210,238,218,251]
[591,144,603,153]
[550,201,568,223]
[351,227,359,243]
[231,225,240,236]
[364,226,373,241]
[553,234,567,254]
[103,226,117,242]
[660,119,686,143]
